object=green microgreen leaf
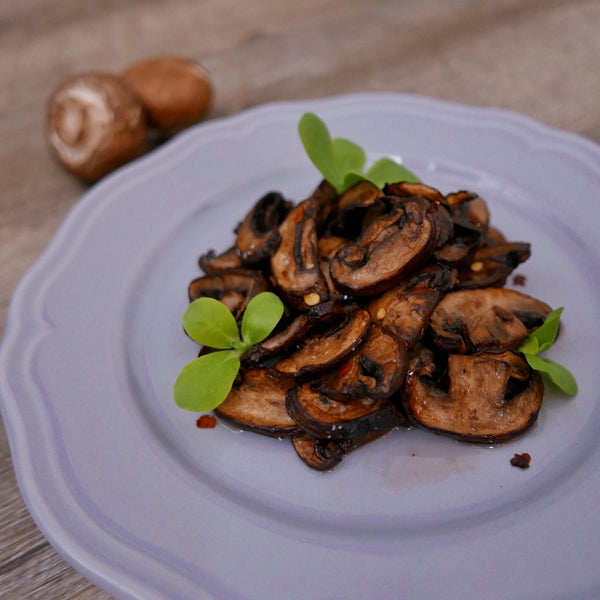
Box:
[241,292,285,345]
[173,350,241,411]
[299,112,420,194]
[298,112,341,191]
[366,157,421,186]
[183,297,240,348]
[522,354,578,396]
[331,137,366,178]
[518,307,577,396]
[525,307,563,351]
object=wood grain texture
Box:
[1,0,599,598]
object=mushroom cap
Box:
[122,56,212,132]
[270,198,329,309]
[403,349,544,443]
[235,191,292,264]
[274,309,371,377]
[46,72,147,182]
[429,287,552,353]
[215,369,300,437]
[329,196,440,296]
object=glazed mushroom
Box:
[329,196,440,296]
[291,429,392,471]
[286,382,402,439]
[244,300,346,365]
[429,287,552,353]
[368,263,456,349]
[215,369,301,437]
[456,241,531,289]
[311,323,407,400]
[46,72,147,182]
[403,349,544,443]
[384,181,446,205]
[325,180,384,238]
[198,247,243,275]
[122,56,212,133]
[188,269,268,318]
[235,191,292,264]
[274,309,371,377]
[270,198,329,309]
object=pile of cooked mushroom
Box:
[188,179,552,470]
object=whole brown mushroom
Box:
[46,72,147,182]
[122,56,212,133]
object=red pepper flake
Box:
[510,452,531,469]
[338,362,352,377]
[513,274,527,286]
[196,414,217,429]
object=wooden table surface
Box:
[1,1,600,598]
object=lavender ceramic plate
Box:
[1,93,600,600]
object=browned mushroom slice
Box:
[429,288,552,353]
[235,191,292,264]
[318,235,352,300]
[274,309,371,377]
[326,181,384,238]
[291,429,392,471]
[312,323,407,400]
[384,181,446,205]
[433,220,482,264]
[188,269,268,318]
[198,246,243,275]
[270,198,329,309]
[329,196,440,296]
[309,179,339,228]
[286,383,402,439]
[457,242,531,289]
[368,263,456,349]
[403,350,544,443]
[244,300,346,364]
[445,190,489,234]
[215,369,301,437]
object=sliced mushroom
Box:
[215,369,301,437]
[198,246,243,275]
[270,198,329,309]
[235,191,292,264]
[326,181,384,238]
[445,190,489,234]
[244,300,346,365]
[429,288,552,353]
[457,242,531,289]
[274,309,371,377]
[188,269,268,318]
[291,429,392,471]
[368,263,456,349]
[286,383,402,439]
[329,196,440,296]
[311,323,407,400]
[403,349,544,443]
[384,181,446,205]
[310,179,339,228]
[318,235,352,301]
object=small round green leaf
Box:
[241,292,285,345]
[331,137,366,178]
[298,113,340,190]
[183,297,240,348]
[366,157,421,186]
[524,353,578,396]
[173,350,241,411]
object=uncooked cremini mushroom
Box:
[46,72,147,182]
